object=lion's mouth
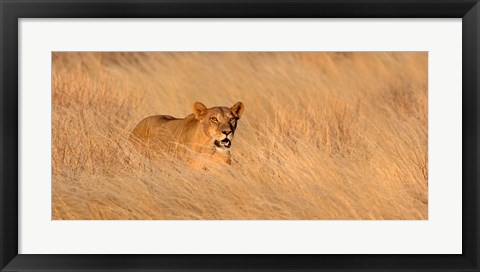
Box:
[215,138,231,149]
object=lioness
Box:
[130,102,244,165]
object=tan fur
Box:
[130,102,244,165]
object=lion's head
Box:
[192,101,244,150]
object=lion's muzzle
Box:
[215,138,231,148]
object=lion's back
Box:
[129,115,180,146]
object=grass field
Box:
[52,52,428,220]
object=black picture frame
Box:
[1,0,478,271]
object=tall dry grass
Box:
[52,52,428,220]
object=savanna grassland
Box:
[52,52,428,220]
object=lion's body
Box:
[130,102,244,165]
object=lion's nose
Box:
[222,130,232,136]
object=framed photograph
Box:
[1,0,478,271]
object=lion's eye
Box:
[210,117,218,122]
[229,118,235,122]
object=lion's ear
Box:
[193,102,208,120]
[231,102,244,119]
